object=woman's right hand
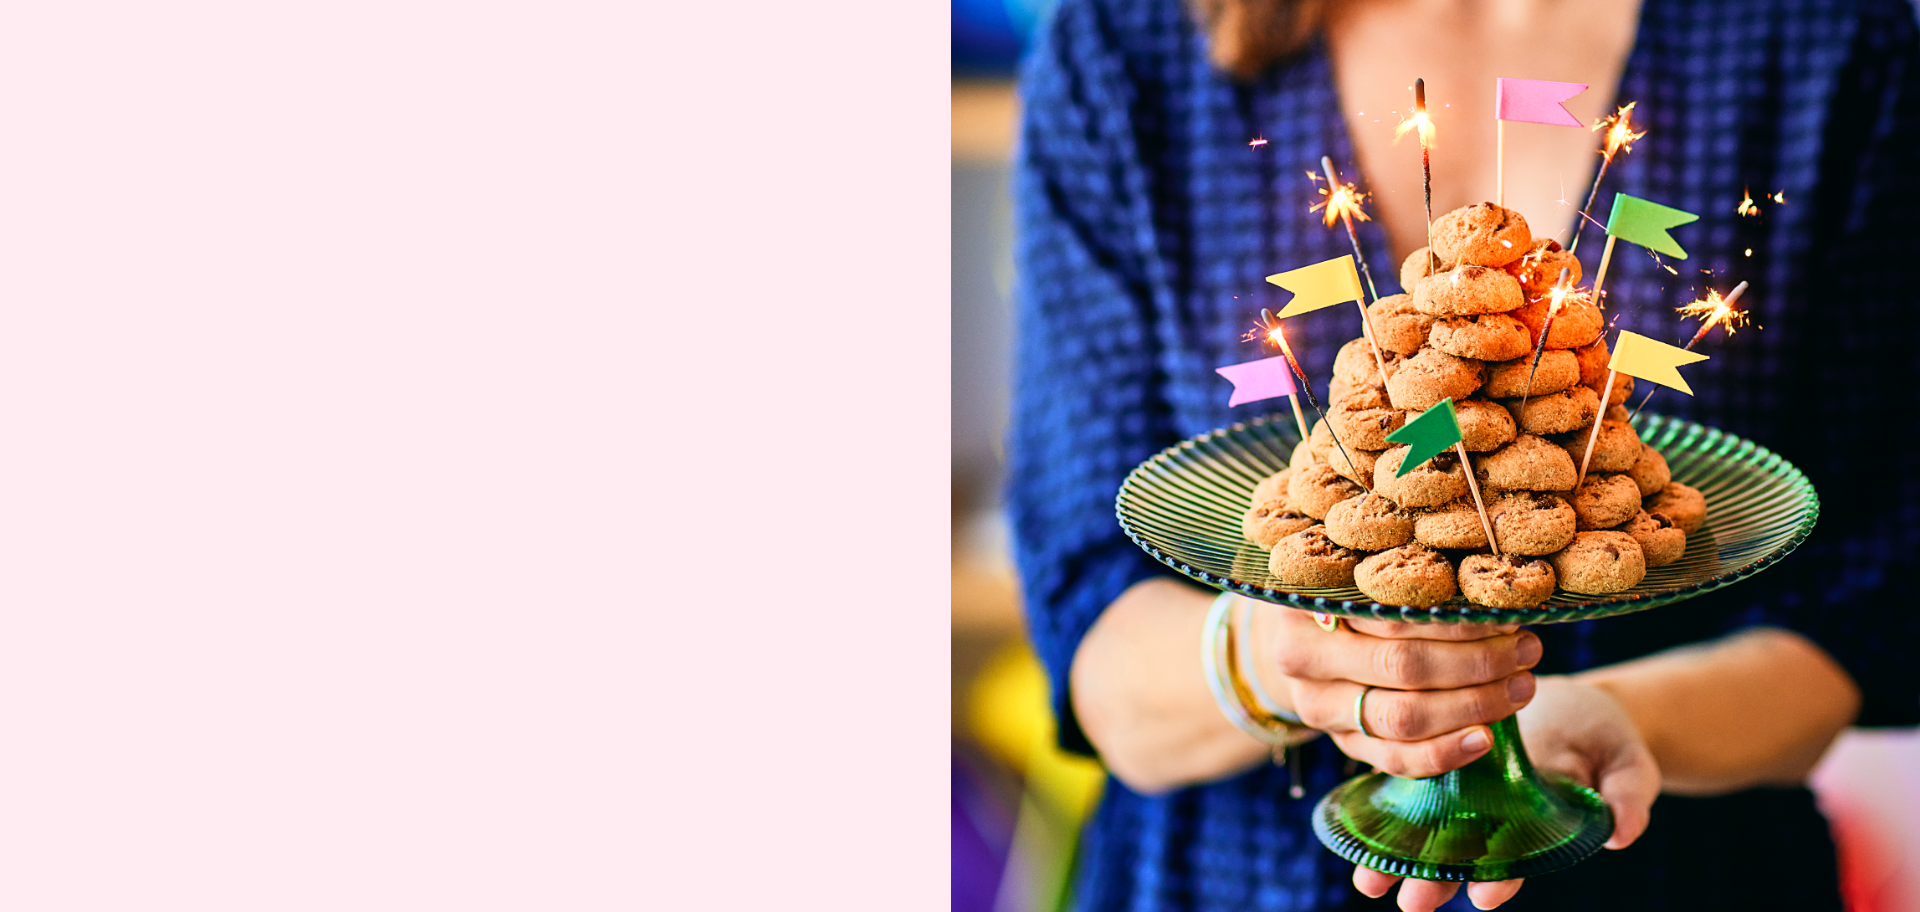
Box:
[1258,608,1543,778]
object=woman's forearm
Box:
[1575,627,1860,796]
[1069,578,1270,793]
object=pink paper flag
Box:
[1216,355,1296,407]
[1495,77,1588,127]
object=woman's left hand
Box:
[1351,676,1662,912]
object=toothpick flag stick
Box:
[1268,251,1390,390]
[1589,192,1701,309]
[1568,103,1644,254]
[1386,399,1499,555]
[1575,330,1709,488]
[1517,266,1574,414]
[1630,281,1749,421]
[1494,77,1589,208]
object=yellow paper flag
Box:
[1266,255,1365,318]
[1609,330,1710,395]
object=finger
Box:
[1298,676,1535,742]
[1467,879,1524,910]
[1396,879,1460,912]
[1329,724,1494,779]
[1353,866,1397,899]
[1596,743,1661,849]
[1277,628,1543,691]
[1346,616,1520,640]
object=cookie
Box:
[1476,435,1578,492]
[1428,312,1534,361]
[1598,370,1635,411]
[1242,496,1317,548]
[1547,531,1647,594]
[1570,473,1643,530]
[1488,492,1578,556]
[1323,437,1381,487]
[1290,439,1321,471]
[1374,447,1470,508]
[1550,419,1640,473]
[1333,337,1402,388]
[1324,493,1417,551]
[1644,481,1707,534]
[1455,398,1518,452]
[1268,525,1365,588]
[1484,350,1580,398]
[1328,384,1406,451]
[1509,294,1603,350]
[1506,238,1583,300]
[1288,464,1366,520]
[1625,443,1671,496]
[1432,202,1533,268]
[1354,543,1458,607]
[1413,500,1490,550]
[1252,468,1295,507]
[1386,347,1485,411]
[1604,403,1631,424]
[1399,247,1453,294]
[1572,338,1611,390]
[1458,553,1558,608]
[1412,265,1527,317]
[1502,384,1600,435]
[1368,293,1439,356]
[1616,510,1687,567]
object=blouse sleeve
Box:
[1720,1,1920,727]
[1006,0,1182,757]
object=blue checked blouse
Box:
[1008,0,1920,908]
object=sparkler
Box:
[1517,267,1578,413]
[1313,156,1392,389]
[1568,104,1645,253]
[1251,312,1312,443]
[1396,79,1438,272]
[1261,307,1367,489]
[1629,281,1750,420]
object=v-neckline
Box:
[1311,0,1660,272]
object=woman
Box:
[1008,0,1920,909]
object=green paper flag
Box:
[1604,192,1699,259]
[1384,398,1463,478]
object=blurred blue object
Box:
[953,0,1056,76]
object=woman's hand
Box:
[1257,611,1542,778]
[1351,676,1662,911]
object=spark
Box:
[1249,137,1268,149]
[1594,103,1645,163]
[1675,286,1752,340]
[1309,174,1371,229]
[1738,188,1759,217]
[1771,190,1786,204]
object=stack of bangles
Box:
[1201,591,1323,758]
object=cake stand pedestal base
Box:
[1310,715,1614,882]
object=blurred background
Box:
[950,4,1920,911]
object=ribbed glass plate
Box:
[1115,413,1819,624]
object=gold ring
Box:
[1355,685,1376,738]
[1313,611,1341,633]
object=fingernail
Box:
[1517,633,1542,668]
[1507,673,1536,704]
[1461,729,1490,754]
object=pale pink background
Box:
[0,2,945,908]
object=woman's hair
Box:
[1187,0,1326,80]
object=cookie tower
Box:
[1242,202,1707,609]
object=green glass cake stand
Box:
[1115,413,1819,882]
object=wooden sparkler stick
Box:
[1630,281,1749,421]
[1318,156,1391,390]
[1415,79,1435,273]
[1568,156,1613,254]
[1517,266,1573,414]
[1455,442,1501,556]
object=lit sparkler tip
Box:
[1593,102,1645,161]
[1392,110,1435,145]
[1674,284,1754,337]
